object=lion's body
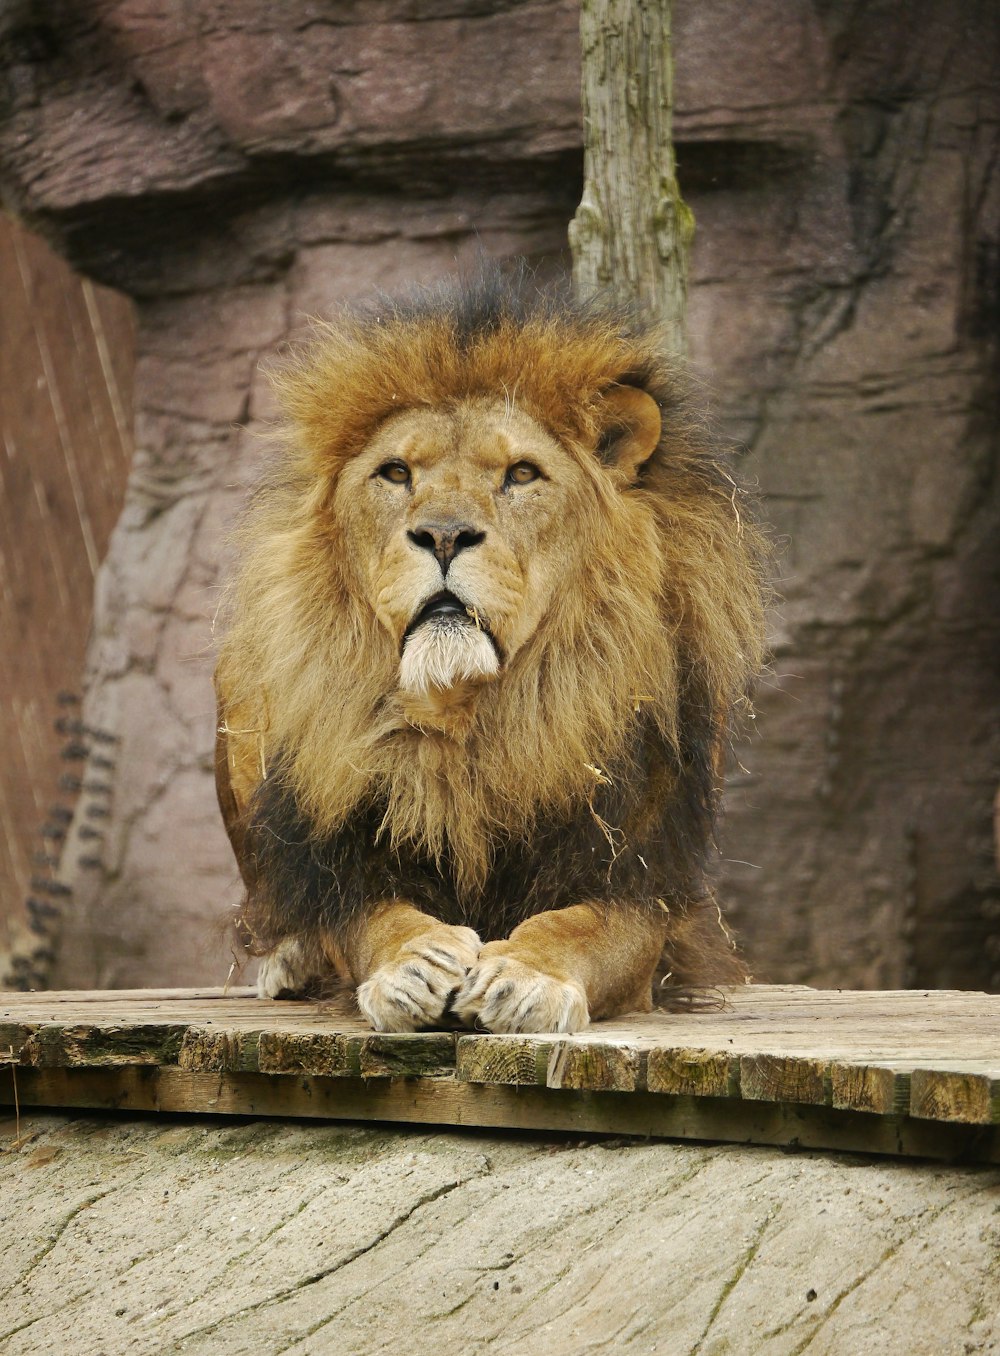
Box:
[215,269,767,1033]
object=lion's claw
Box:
[357,925,482,1031]
[453,955,589,1033]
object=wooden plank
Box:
[356,1033,458,1080]
[830,1062,911,1116]
[5,1021,188,1068]
[455,1034,647,1090]
[2,985,999,1163]
[456,1034,553,1087]
[3,1065,998,1164]
[740,1054,829,1106]
[910,1067,1000,1125]
[0,986,258,1004]
[178,1027,264,1074]
[546,1041,642,1092]
[647,1047,737,1098]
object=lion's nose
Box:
[407,521,485,571]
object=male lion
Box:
[215,268,766,1034]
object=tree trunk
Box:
[569,0,693,348]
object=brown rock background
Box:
[0,0,996,992]
[0,216,134,986]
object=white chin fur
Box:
[399,618,499,695]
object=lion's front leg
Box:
[452,905,669,1034]
[344,902,482,1032]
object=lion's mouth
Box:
[402,590,501,657]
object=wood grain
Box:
[3,1065,997,1164]
[910,1067,1000,1126]
[569,0,692,350]
[2,984,999,1159]
[647,1047,737,1098]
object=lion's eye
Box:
[375,461,411,485]
[504,461,541,487]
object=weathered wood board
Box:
[2,985,998,1162]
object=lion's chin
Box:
[399,617,500,698]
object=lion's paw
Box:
[257,937,319,999]
[357,926,482,1032]
[452,956,590,1034]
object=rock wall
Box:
[0,0,996,990]
[0,216,134,986]
[676,2,1000,990]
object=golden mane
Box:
[216,272,767,898]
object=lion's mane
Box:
[217,268,768,988]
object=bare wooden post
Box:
[569,0,693,352]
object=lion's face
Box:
[220,286,764,877]
[333,399,594,709]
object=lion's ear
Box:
[595,385,662,485]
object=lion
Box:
[214,266,767,1034]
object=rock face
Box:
[0,1113,997,1355]
[0,217,133,986]
[0,1,996,990]
[680,3,1000,992]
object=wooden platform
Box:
[2,984,998,1162]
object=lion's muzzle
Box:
[399,590,500,695]
[404,590,474,638]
